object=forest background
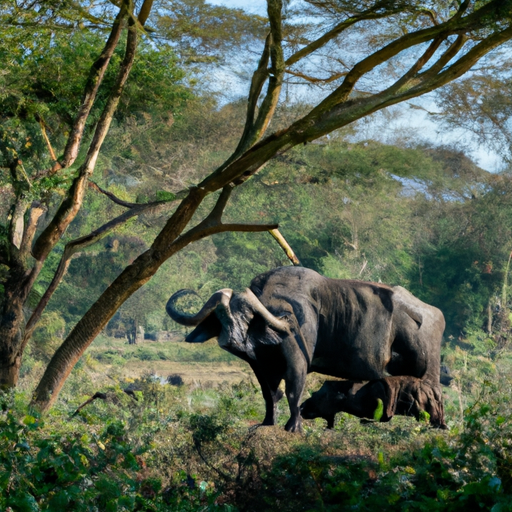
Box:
[3,0,512,510]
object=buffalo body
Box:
[166,266,445,432]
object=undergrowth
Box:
[2,367,512,511]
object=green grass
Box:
[88,336,239,364]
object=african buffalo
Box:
[166,266,445,432]
[300,376,447,429]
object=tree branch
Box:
[71,392,107,417]
[23,199,169,345]
[286,68,346,84]
[32,0,140,262]
[232,0,285,157]
[235,33,272,155]
[284,1,409,68]
[418,34,467,80]
[203,184,234,225]
[393,25,512,104]
[388,35,447,94]
[452,0,472,21]
[137,0,154,25]
[171,221,279,253]
[249,0,285,140]
[197,4,512,194]
[56,0,129,172]
[90,181,188,207]
[37,116,58,163]
[166,185,277,252]
[269,228,300,265]
[307,0,505,112]
[88,181,140,208]
[19,202,46,258]
[9,199,25,253]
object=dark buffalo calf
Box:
[300,376,447,429]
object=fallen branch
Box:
[71,387,140,417]
[123,388,139,401]
[71,392,107,417]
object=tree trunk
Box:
[31,255,154,410]
[130,318,139,345]
[31,188,206,411]
[0,267,33,388]
[488,300,493,335]
[127,326,136,345]
[0,0,156,393]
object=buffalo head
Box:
[166,287,290,358]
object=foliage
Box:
[23,136,512,344]
[5,350,512,511]
[0,27,190,174]
[0,386,235,511]
[435,72,512,164]
[156,0,267,64]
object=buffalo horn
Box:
[238,288,290,332]
[166,288,233,327]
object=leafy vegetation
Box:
[3,350,512,511]
[3,1,512,508]
[34,137,510,338]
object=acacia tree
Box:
[0,0,173,386]
[435,72,512,163]
[0,0,264,390]
[7,0,512,411]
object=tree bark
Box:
[0,266,34,389]
[57,1,129,171]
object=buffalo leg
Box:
[249,362,283,426]
[283,338,308,433]
[427,383,448,429]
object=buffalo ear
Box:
[185,314,222,343]
[247,313,283,346]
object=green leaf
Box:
[11,493,40,512]
[419,410,430,423]
[156,190,176,201]
[496,415,506,426]
[373,398,383,421]
[23,415,37,426]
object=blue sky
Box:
[207,0,266,14]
